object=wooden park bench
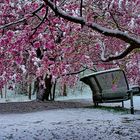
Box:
[80,68,140,114]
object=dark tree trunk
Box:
[63,84,67,96]
[35,75,53,101]
[42,75,52,101]
[0,89,3,98]
[52,80,57,100]
[28,84,32,100]
[33,79,39,95]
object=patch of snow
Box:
[20,65,26,74]
[0,88,36,103]
[0,94,36,103]
[56,86,92,101]
[129,18,135,29]
[119,0,123,9]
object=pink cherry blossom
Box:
[0,0,140,92]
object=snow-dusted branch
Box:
[44,0,85,24]
[101,45,134,62]
[88,23,140,45]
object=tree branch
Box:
[80,0,83,17]
[87,23,140,46]
[0,4,45,30]
[44,0,85,24]
[32,7,48,35]
[57,67,88,79]
[109,12,121,30]
[101,45,135,62]
[32,4,45,15]
[0,18,26,30]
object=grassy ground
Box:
[85,105,130,114]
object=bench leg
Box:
[130,91,134,114]
[94,102,98,107]
[122,101,124,108]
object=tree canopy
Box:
[0,0,140,89]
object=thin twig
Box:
[0,18,26,30]
[0,4,45,30]
[32,7,48,35]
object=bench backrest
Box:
[80,68,130,102]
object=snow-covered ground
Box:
[0,108,140,140]
[0,86,140,140]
